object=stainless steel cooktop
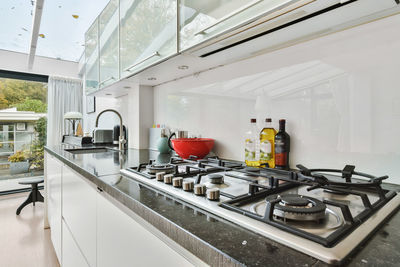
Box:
[120,156,400,265]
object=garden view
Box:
[0,78,47,191]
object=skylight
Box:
[0,1,34,54]
[37,0,109,62]
[0,0,109,62]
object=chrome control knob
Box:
[156,172,165,181]
[172,177,183,188]
[194,184,206,196]
[164,174,173,184]
[182,180,194,191]
[207,188,220,201]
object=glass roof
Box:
[0,0,109,62]
[0,1,34,54]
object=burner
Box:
[208,174,224,184]
[267,195,327,222]
[146,164,175,175]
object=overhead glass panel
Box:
[37,0,109,62]
[0,1,34,54]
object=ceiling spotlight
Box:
[123,86,131,89]
[105,93,112,96]
[148,77,157,81]
[178,65,189,70]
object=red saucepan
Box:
[168,133,214,159]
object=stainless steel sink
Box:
[64,147,115,154]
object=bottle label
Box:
[245,139,256,161]
[260,140,272,161]
[275,152,287,166]
[275,140,287,166]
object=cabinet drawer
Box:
[62,166,97,267]
[45,153,63,262]
[97,192,194,267]
[62,219,89,267]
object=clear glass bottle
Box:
[245,118,260,167]
[260,118,276,168]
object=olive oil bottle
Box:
[245,118,260,167]
[260,118,276,168]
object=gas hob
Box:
[120,157,400,264]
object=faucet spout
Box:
[95,109,125,151]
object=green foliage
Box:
[13,98,47,113]
[8,150,27,162]
[0,78,47,111]
[29,117,47,170]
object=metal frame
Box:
[220,165,398,247]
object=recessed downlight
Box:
[123,86,131,89]
[148,77,157,81]
[105,93,112,96]
[178,65,189,70]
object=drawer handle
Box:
[124,51,160,72]
[99,76,115,86]
[194,0,263,36]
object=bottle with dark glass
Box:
[274,119,290,170]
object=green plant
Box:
[8,150,27,163]
[28,117,47,170]
[13,98,47,113]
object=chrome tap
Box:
[95,109,126,151]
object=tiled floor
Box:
[0,192,59,267]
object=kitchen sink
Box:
[64,147,115,154]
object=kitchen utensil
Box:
[168,132,214,159]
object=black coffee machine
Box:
[113,125,127,146]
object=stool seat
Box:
[18,177,44,185]
[16,177,44,215]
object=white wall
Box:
[0,49,79,78]
[154,14,400,183]
[82,95,128,134]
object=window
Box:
[0,71,48,194]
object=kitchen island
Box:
[44,145,400,267]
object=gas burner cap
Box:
[267,194,326,222]
[208,174,224,184]
[146,164,175,174]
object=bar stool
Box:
[16,177,44,215]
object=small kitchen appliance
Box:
[92,128,113,144]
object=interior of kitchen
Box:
[1,0,400,266]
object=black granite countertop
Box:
[45,145,400,267]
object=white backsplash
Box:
[154,15,400,183]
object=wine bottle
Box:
[274,119,290,170]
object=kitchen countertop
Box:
[45,144,400,266]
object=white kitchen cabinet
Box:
[99,0,119,88]
[119,0,178,78]
[62,166,97,267]
[179,0,299,51]
[62,219,89,267]
[96,192,194,267]
[45,152,63,262]
[85,17,100,94]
